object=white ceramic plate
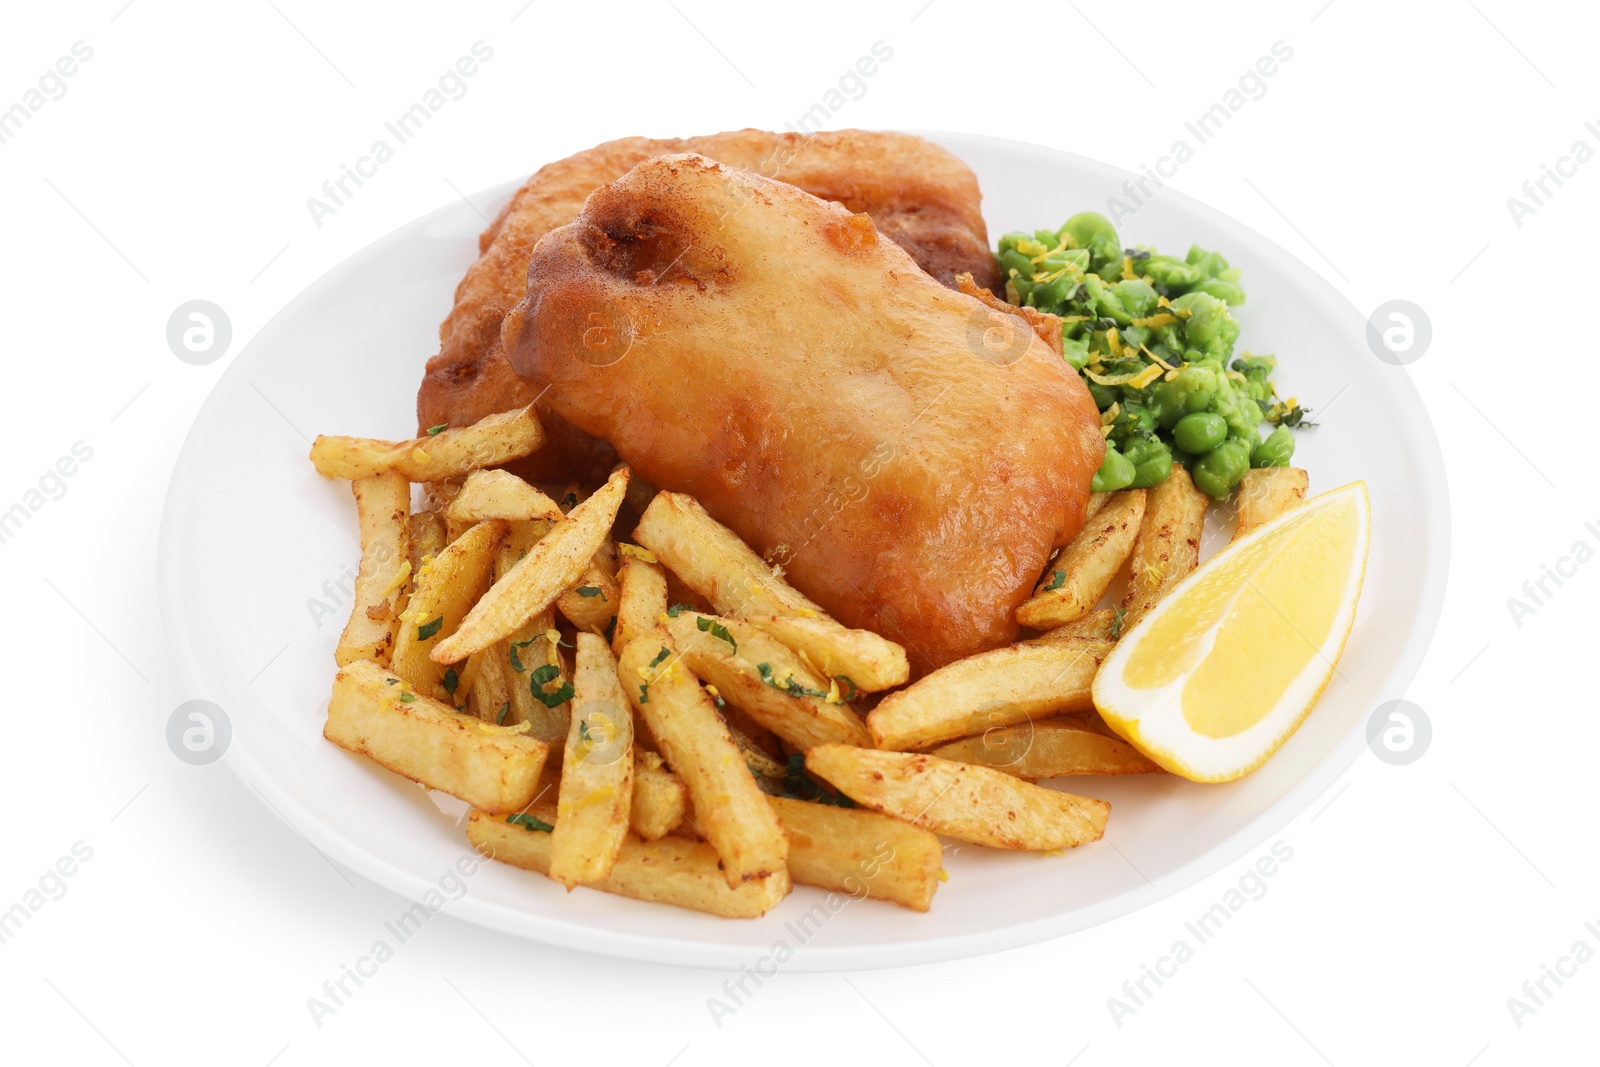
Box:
[159,132,1449,970]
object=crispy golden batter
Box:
[501,154,1103,672]
[416,129,1003,484]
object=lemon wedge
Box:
[1093,481,1370,782]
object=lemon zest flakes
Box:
[1128,363,1165,390]
[380,560,412,598]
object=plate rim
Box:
[158,129,1451,971]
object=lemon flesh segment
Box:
[1092,482,1370,783]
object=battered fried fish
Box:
[501,154,1104,672]
[417,129,1003,484]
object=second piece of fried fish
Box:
[417,129,1004,485]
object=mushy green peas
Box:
[995,211,1304,498]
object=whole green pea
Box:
[998,248,1034,279]
[1062,212,1119,250]
[1091,445,1136,492]
[1192,439,1252,498]
[1112,402,1156,438]
[1173,365,1217,413]
[1195,277,1246,306]
[1112,278,1158,319]
[1251,425,1296,468]
[1032,273,1075,309]
[1146,380,1185,431]
[1173,412,1227,454]
[1087,379,1118,410]
[1123,437,1174,488]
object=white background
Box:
[1,1,1595,1064]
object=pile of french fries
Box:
[310,407,1310,918]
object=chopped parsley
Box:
[781,753,855,807]
[506,812,554,833]
[1046,569,1067,591]
[666,603,693,618]
[1268,400,1317,428]
[603,615,617,644]
[756,662,826,698]
[385,677,400,686]
[649,646,672,669]
[529,665,574,708]
[576,585,607,600]
[417,615,444,641]
[398,691,417,703]
[1110,607,1128,639]
[509,636,538,673]
[495,702,509,725]
[425,423,448,435]
[832,675,859,704]
[638,683,650,704]
[560,491,578,509]
[697,616,737,652]
[441,666,459,695]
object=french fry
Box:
[630,752,689,841]
[634,491,909,690]
[730,725,788,790]
[467,807,790,919]
[390,520,503,700]
[500,608,571,744]
[1233,466,1310,541]
[549,634,634,888]
[1083,491,1110,523]
[408,510,446,572]
[335,471,412,667]
[489,536,572,745]
[613,547,668,654]
[805,744,1109,851]
[446,469,564,524]
[1120,464,1207,630]
[665,612,871,749]
[768,796,943,912]
[634,492,814,615]
[432,467,629,663]
[664,569,714,616]
[742,615,909,693]
[1032,608,1122,643]
[555,538,620,636]
[618,629,788,887]
[310,405,544,481]
[930,718,1161,779]
[324,660,549,813]
[867,638,1113,751]
[467,645,514,724]
[1017,489,1146,630]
